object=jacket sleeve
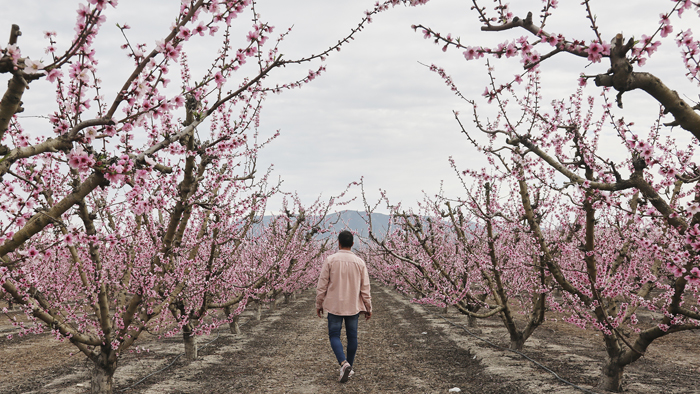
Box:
[360,264,372,313]
[315,259,330,310]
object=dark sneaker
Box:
[339,362,352,383]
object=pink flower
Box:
[463,47,482,60]
[660,24,673,38]
[686,267,700,286]
[165,43,180,61]
[26,247,40,258]
[46,68,63,82]
[671,265,686,277]
[177,26,191,40]
[214,72,226,88]
[68,155,82,169]
[193,23,207,36]
[247,30,259,42]
[172,95,185,108]
[587,41,604,62]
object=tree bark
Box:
[0,73,26,142]
[255,301,262,321]
[90,352,117,394]
[509,336,526,351]
[182,324,197,360]
[223,306,242,334]
[598,359,624,392]
[229,315,241,335]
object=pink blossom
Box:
[247,30,259,42]
[177,26,191,40]
[587,41,605,62]
[504,43,517,58]
[463,47,482,60]
[214,72,226,88]
[660,24,673,38]
[193,23,208,36]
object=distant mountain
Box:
[325,210,391,241]
[261,210,391,242]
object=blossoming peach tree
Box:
[0,1,392,393]
[394,0,700,391]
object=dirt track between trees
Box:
[1,281,699,393]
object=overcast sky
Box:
[4,1,697,214]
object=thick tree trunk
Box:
[509,336,526,351]
[467,315,477,328]
[255,301,262,321]
[90,353,117,394]
[598,359,624,392]
[284,293,291,304]
[223,306,242,334]
[269,296,277,312]
[183,324,197,360]
[229,315,241,334]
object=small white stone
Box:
[448,388,461,392]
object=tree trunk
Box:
[598,359,624,392]
[284,293,291,304]
[509,336,526,351]
[269,296,277,312]
[224,306,242,334]
[255,301,262,321]
[229,315,241,334]
[183,324,197,360]
[467,315,477,328]
[90,352,117,394]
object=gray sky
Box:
[4,1,697,213]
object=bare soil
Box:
[1,283,699,393]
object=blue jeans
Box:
[327,313,359,366]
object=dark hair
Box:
[338,230,354,248]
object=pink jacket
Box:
[316,250,372,316]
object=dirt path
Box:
[120,283,519,394]
[1,282,699,393]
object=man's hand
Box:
[316,308,324,318]
[364,311,372,321]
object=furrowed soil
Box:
[1,282,699,393]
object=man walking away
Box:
[316,230,372,383]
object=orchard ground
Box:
[1,282,699,394]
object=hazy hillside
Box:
[262,210,391,242]
[325,210,391,241]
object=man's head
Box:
[338,230,353,249]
